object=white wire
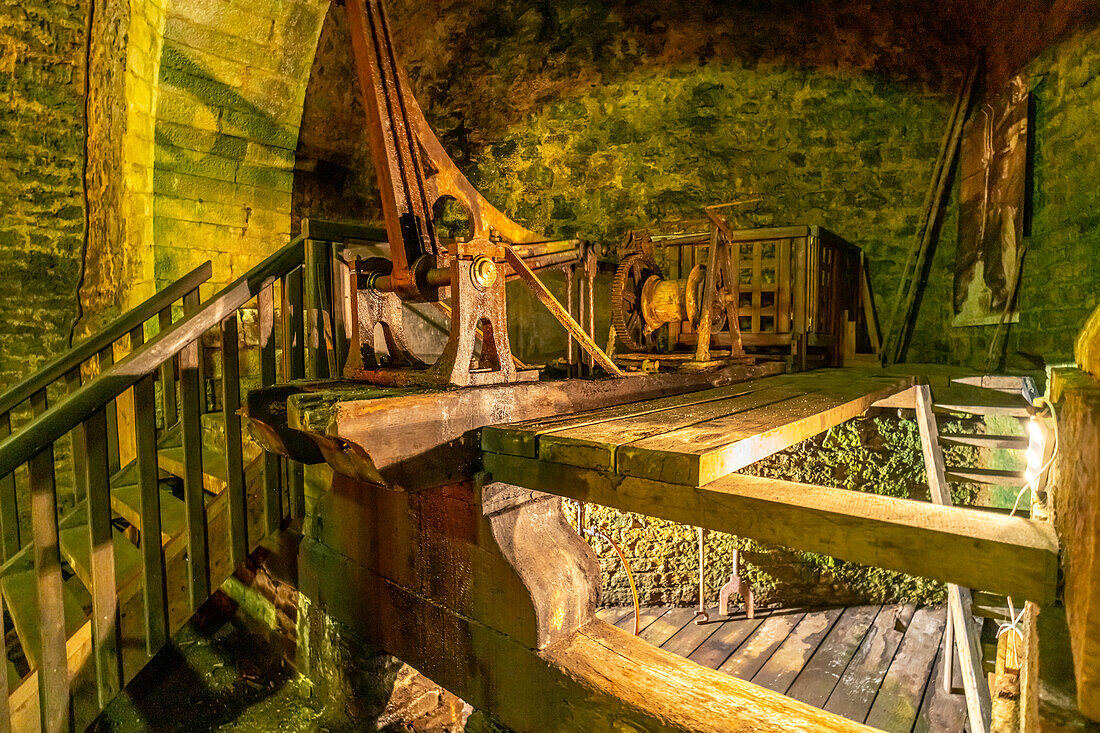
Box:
[1002,397,1059,653]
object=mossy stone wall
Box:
[914,24,1100,370]
[0,0,89,390]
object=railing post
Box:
[282,268,306,520]
[304,239,331,379]
[132,323,169,655]
[82,407,122,707]
[330,245,349,376]
[258,285,281,537]
[180,288,210,610]
[158,307,178,428]
[96,345,121,475]
[64,367,88,505]
[0,410,19,560]
[221,314,248,566]
[0,589,9,729]
[28,390,71,733]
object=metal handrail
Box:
[0,261,213,418]
[0,237,305,479]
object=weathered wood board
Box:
[483,368,913,487]
[482,453,1058,604]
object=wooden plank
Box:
[79,407,122,707]
[688,609,770,669]
[915,384,993,733]
[541,383,812,471]
[221,314,248,567]
[912,623,967,733]
[482,453,1059,604]
[718,609,805,680]
[752,607,843,694]
[110,483,186,544]
[58,508,140,591]
[27,390,69,733]
[0,411,19,561]
[865,606,947,731]
[787,605,880,706]
[616,373,912,486]
[546,620,877,732]
[484,377,788,458]
[661,606,723,658]
[939,434,1029,450]
[639,607,697,648]
[944,467,1027,484]
[258,284,282,538]
[595,606,632,625]
[0,589,8,728]
[615,605,668,635]
[178,315,210,612]
[157,308,178,429]
[776,239,791,333]
[282,268,306,519]
[824,604,917,722]
[134,373,169,656]
[1,561,86,672]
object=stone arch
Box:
[81,0,330,327]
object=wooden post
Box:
[28,390,70,733]
[0,411,19,561]
[180,288,211,611]
[82,407,122,707]
[220,314,248,567]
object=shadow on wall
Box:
[152,42,300,291]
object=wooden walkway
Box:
[597,604,968,732]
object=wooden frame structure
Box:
[639,225,879,369]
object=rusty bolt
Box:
[470,255,497,290]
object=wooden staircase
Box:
[0,219,375,732]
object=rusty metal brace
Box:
[718,548,754,619]
[693,527,710,625]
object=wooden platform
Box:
[597,604,967,733]
[483,368,913,486]
[482,367,1059,604]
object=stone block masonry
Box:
[0,0,89,391]
[150,0,327,298]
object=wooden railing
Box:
[0,219,381,732]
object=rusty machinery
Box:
[340,0,620,387]
[611,203,755,369]
[611,202,881,370]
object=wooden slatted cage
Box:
[652,225,878,368]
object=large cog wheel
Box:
[612,254,661,352]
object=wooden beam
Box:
[482,452,1058,605]
[915,384,992,733]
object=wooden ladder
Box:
[914,375,1046,733]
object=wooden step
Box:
[945,467,1027,485]
[971,591,1011,623]
[939,433,1029,450]
[57,504,142,592]
[156,415,261,494]
[1,554,87,670]
[951,375,1032,394]
[932,385,1031,417]
[110,483,187,545]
